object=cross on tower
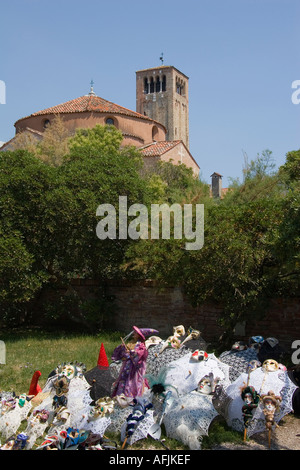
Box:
[89,79,96,96]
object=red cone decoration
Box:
[97,343,109,369]
[29,370,42,396]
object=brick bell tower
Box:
[136,63,189,149]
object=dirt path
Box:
[211,413,300,450]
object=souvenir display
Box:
[197,372,220,395]
[84,396,114,437]
[111,326,158,398]
[0,394,32,440]
[179,327,201,348]
[261,390,282,448]
[145,342,190,377]
[162,352,231,396]
[24,409,51,449]
[240,385,260,441]
[28,371,43,397]
[148,390,174,449]
[158,331,183,354]
[191,350,209,362]
[220,360,297,437]
[0,330,298,451]
[219,342,260,382]
[257,337,285,364]
[287,366,300,415]
[145,336,162,349]
[85,343,116,401]
[163,388,219,450]
[120,397,154,449]
[145,365,179,400]
[145,325,205,377]
[0,433,29,450]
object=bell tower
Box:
[136,65,189,149]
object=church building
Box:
[1,64,200,176]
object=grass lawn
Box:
[0,328,122,393]
[0,327,244,450]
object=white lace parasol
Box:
[224,366,298,436]
[163,391,219,450]
[120,408,155,446]
[163,353,231,396]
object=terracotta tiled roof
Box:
[140,140,182,157]
[15,94,160,124]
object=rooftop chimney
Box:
[211,172,222,198]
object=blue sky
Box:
[0,0,299,186]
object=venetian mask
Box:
[53,375,70,396]
[56,406,70,422]
[263,398,276,412]
[31,409,49,424]
[1,438,15,450]
[231,341,247,351]
[243,392,254,405]
[56,361,86,380]
[169,337,181,349]
[60,364,76,380]
[1,398,16,413]
[191,350,208,362]
[198,377,212,395]
[145,336,162,349]
[173,325,185,337]
[262,359,279,372]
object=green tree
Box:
[279,149,300,186]
[37,114,71,166]
[67,124,123,160]
[123,149,300,347]
[0,128,151,327]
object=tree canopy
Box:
[0,121,299,339]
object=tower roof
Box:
[15,93,164,127]
[136,65,189,79]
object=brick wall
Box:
[65,279,300,352]
[86,279,299,351]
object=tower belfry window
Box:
[150,77,155,93]
[176,78,185,95]
[142,73,167,95]
[144,78,149,94]
[156,76,160,92]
